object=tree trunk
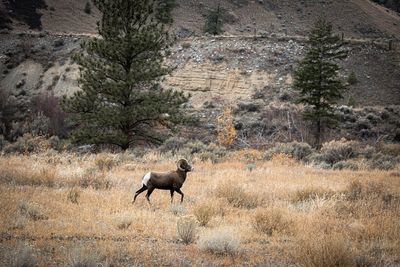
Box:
[315,119,321,150]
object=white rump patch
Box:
[142,172,151,186]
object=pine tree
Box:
[204,4,224,35]
[156,0,177,24]
[293,19,348,148]
[62,0,189,150]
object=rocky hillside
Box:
[1,0,400,38]
[0,0,399,145]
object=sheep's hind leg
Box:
[175,188,184,203]
[132,185,147,204]
[145,187,155,204]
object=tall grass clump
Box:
[19,200,48,221]
[177,216,197,245]
[291,187,335,203]
[193,202,216,227]
[215,183,261,209]
[95,154,117,172]
[197,227,240,255]
[253,208,292,236]
[67,187,80,204]
[68,246,106,267]
[114,213,134,230]
[293,233,355,267]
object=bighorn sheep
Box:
[132,159,193,204]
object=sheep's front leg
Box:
[170,190,174,203]
[175,188,184,203]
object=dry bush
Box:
[332,160,359,170]
[367,152,399,170]
[114,213,134,230]
[193,202,216,227]
[293,233,355,267]
[19,200,47,221]
[270,153,298,166]
[11,243,37,267]
[320,139,358,164]
[266,142,313,162]
[197,227,241,255]
[177,216,198,245]
[345,180,386,201]
[216,107,237,147]
[216,182,261,209]
[378,143,400,156]
[229,148,264,163]
[291,187,335,203]
[95,154,117,172]
[68,246,106,267]
[67,187,80,204]
[78,168,113,190]
[170,204,187,216]
[253,207,292,236]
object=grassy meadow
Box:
[0,151,399,266]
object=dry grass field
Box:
[0,151,399,266]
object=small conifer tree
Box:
[204,4,224,35]
[62,0,189,150]
[293,19,348,148]
[84,2,91,14]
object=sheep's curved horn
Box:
[177,159,187,171]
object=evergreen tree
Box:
[293,19,348,148]
[62,0,189,150]
[204,4,224,35]
[156,0,177,24]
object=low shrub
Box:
[291,187,335,203]
[19,200,48,220]
[170,203,187,216]
[368,153,399,170]
[114,213,134,230]
[177,216,197,245]
[67,187,80,204]
[68,246,105,267]
[293,233,355,267]
[11,243,37,267]
[378,143,400,157]
[177,141,227,163]
[95,154,117,172]
[3,134,48,154]
[332,160,359,170]
[193,202,216,227]
[344,180,386,201]
[320,139,358,164]
[266,141,313,162]
[231,148,264,163]
[216,183,261,209]
[78,168,113,190]
[197,227,240,255]
[253,208,292,236]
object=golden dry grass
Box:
[0,151,399,266]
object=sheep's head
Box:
[177,159,193,172]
